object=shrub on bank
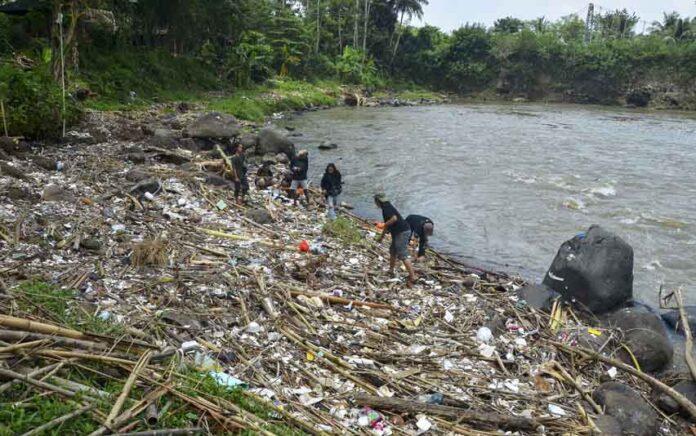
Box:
[0,64,81,139]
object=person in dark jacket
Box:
[406,215,434,261]
[290,150,309,205]
[320,163,342,220]
[374,194,417,286]
[231,144,248,204]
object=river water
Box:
[289,104,696,306]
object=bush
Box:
[322,217,363,245]
[0,64,81,139]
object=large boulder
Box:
[592,415,622,436]
[185,113,240,139]
[654,380,696,417]
[257,127,295,156]
[542,225,633,314]
[246,209,273,225]
[516,283,560,311]
[592,382,658,436]
[662,306,696,335]
[606,306,672,373]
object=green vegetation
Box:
[13,280,124,335]
[323,216,364,245]
[2,1,696,138]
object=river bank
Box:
[0,107,695,434]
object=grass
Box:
[322,216,364,246]
[13,280,125,336]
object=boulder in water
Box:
[592,382,658,436]
[318,141,338,150]
[542,225,633,314]
[626,89,651,108]
[257,127,295,156]
[661,306,696,335]
[606,306,672,373]
[185,113,240,139]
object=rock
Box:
[185,112,240,139]
[154,128,175,139]
[261,153,277,164]
[4,186,38,203]
[154,150,190,165]
[240,134,259,149]
[516,283,560,311]
[27,155,58,171]
[275,153,290,164]
[125,169,150,183]
[592,382,657,436]
[126,152,146,164]
[130,179,162,196]
[42,185,72,202]
[246,209,273,225]
[0,162,30,180]
[0,137,31,156]
[662,306,696,335]
[204,174,231,187]
[606,306,672,373]
[178,138,199,152]
[318,141,338,150]
[655,380,696,417]
[80,238,102,252]
[65,131,96,144]
[592,415,622,435]
[542,225,633,314]
[257,127,295,156]
[626,89,651,108]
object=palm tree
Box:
[391,0,428,62]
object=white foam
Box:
[588,185,617,198]
[643,260,663,271]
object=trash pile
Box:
[0,109,693,435]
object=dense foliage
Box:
[2,1,696,137]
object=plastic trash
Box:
[298,240,310,253]
[548,404,566,416]
[194,351,221,371]
[417,393,444,405]
[245,321,262,333]
[144,192,155,201]
[111,224,126,233]
[416,415,432,431]
[180,340,202,353]
[216,199,227,210]
[56,161,64,171]
[476,326,493,343]
[209,371,248,389]
[444,310,454,323]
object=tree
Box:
[493,16,524,34]
[595,9,639,40]
[390,0,428,62]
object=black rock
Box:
[542,225,633,314]
[246,209,273,225]
[27,155,58,171]
[318,141,338,150]
[606,306,673,373]
[80,238,102,252]
[42,185,72,202]
[592,382,658,436]
[655,380,696,417]
[204,174,231,187]
[4,186,39,203]
[626,89,651,108]
[516,283,560,311]
[257,127,295,156]
[662,306,696,335]
[126,152,146,164]
[0,162,30,180]
[592,415,622,435]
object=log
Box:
[353,394,540,431]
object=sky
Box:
[417,1,696,32]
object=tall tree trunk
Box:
[315,0,321,54]
[361,0,371,63]
[338,7,342,52]
[353,0,359,47]
[391,11,405,65]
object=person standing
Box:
[290,150,309,205]
[374,194,417,286]
[406,215,434,262]
[231,144,248,205]
[320,163,342,220]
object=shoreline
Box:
[0,107,693,434]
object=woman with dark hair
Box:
[320,163,343,220]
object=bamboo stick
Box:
[0,368,77,398]
[0,100,8,137]
[289,289,395,310]
[116,429,203,436]
[0,339,49,353]
[0,362,64,394]
[20,404,95,436]
[0,315,86,339]
[105,351,153,427]
[675,287,696,383]
[0,329,109,352]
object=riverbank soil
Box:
[0,106,693,434]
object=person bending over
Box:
[406,215,434,262]
[374,194,417,286]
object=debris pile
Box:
[0,109,693,434]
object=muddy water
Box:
[289,104,696,306]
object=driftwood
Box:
[353,394,540,431]
[675,288,696,383]
[289,290,395,310]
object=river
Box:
[288,103,696,306]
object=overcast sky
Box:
[417,1,696,32]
